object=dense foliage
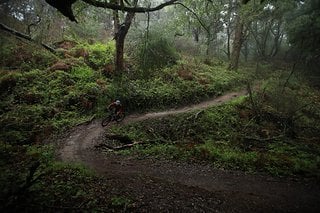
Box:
[1,0,320,211]
[135,32,180,72]
[286,0,320,69]
[0,142,133,212]
[109,73,320,177]
[0,35,251,145]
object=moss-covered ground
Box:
[1,34,319,211]
[109,74,320,178]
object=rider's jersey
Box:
[108,102,124,113]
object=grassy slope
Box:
[0,35,252,210]
[0,36,251,144]
[109,74,320,178]
[1,35,319,210]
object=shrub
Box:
[0,66,102,144]
[135,33,180,72]
[174,37,201,56]
[0,35,57,70]
[74,41,115,70]
[109,92,320,177]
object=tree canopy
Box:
[1,0,319,70]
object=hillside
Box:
[1,0,320,210]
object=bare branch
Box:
[82,0,179,13]
[0,23,56,54]
[173,2,210,34]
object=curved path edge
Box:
[55,89,320,212]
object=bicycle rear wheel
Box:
[116,112,126,122]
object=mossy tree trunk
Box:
[228,0,251,71]
[228,12,244,71]
[113,0,137,73]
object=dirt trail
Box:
[125,90,246,122]
[57,90,320,212]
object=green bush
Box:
[74,41,115,70]
[0,35,57,70]
[109,94,320,177]
[106,61,249,113]
[0,66,102,144]
[135,33,179,72]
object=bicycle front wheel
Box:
[101,115,112,127]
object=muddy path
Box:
[57,90,320,212]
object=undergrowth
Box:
[72,41,115,70]
[108,74,320,178]
[0,35,255,211]
[0,36,251,144]
[134,32,180,72]
[113,59,251,112]
[0,67,101,144]
[0,34,57,70]
[3,19,320,212]
[0,142,133,212]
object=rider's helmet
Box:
[115,100,121,105]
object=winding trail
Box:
[57,90,320,212]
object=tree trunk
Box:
[228,12,244,70]
[206,34,211,56]
[270,20,283,57]
[226,26,231,60]
[115,32,125,72]
[112,0,137,72]
[242,40,249,62]
[193,27,200,43]
[225,0,233,60]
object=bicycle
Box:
[101,110,126,127]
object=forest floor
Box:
[55,90,320,212]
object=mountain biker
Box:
[108,99,124,118]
